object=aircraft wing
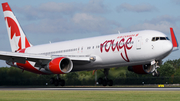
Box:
[0,51,52,64]
[0,51,91,66]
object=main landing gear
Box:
[50,74,65,86]
[98,68,113,86]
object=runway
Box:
[0,87,180,91]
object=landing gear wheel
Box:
[50,74,66,86]
[98,69,114,86]
[152,71,156,77]
[108,80,113,86]
[54,79,59,86]
[152,71,160,77]
[50,77,55,84]
[60,79,65,86]
[156,71,160,77]
[98,78,103,85]
[102,79,107,86]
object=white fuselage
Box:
[23,30,173,73]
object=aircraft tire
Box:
[152,71,160,77]
[108,80,113,86]
[60,79,65,86]
[156,71,160,77]
[54,79,59,86]
[152,71,156,77]
[98,78,103,85]
[102,79,107,86]
[50,77,55,84]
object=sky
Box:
[0,0,180,67]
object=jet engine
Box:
[128,64,154,74]
[45,57,73,74]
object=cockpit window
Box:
[160,37,166,40]
[152,37,169,41]
[152,37,155,41]
[156,37,159,40]
[166,37,170,40]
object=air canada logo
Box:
[100,34,138,62]
[5,17,20,39]
[5,17,31,51]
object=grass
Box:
[0,90,180,101]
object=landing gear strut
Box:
[98,68,113,86]
[50,74,65,86]
[151,60,160,77]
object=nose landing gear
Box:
[152,71,160,77]
[151,60,160,77]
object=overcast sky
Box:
[0,0,180,67]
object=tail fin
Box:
[170,27,178,51]
[2,2,32,52]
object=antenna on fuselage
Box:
[118,31,120,34]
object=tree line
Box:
[0,59,180,86]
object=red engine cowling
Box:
[46,57,73,74]
[128,64,154,74]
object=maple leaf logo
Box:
[5,17,21,51]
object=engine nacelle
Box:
[128,64,154,74]
[46,57,73,74]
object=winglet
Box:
[170,27,178,51]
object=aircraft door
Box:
[136,36,142,50]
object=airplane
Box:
[1,2,178,86]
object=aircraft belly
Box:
[72,59,151,72]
